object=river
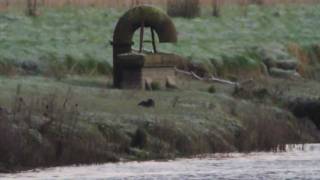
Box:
[1,144,320,180]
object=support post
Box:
[139,21,145,52]
[151,28,157,53]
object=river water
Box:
[1,144,320,180]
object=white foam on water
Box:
[1,144,320,180]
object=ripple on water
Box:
[1,144,320,180]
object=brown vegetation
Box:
[235,105,301,152]
[1,0,319,10]
[288,43,309,76]
[287,43,320,80]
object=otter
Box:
[138,98,155,108]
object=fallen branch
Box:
[175,68,253,87]
[209,75,238,86]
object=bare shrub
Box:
[235,105,301,152]
[55,128,118,165]
[0,85,118,171]
[146,119,213,156]
[0,91,56,170]
[167,0,200,18]
[0,117,26,168]
[146,119,189,156]
[97,123,131,153]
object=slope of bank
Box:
[0,75,319,172]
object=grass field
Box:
[0,4,320,77]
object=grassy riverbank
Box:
[1,4,320,172]
[0,75,320,172]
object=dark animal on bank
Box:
[138,98,155,108]
[288,98,320,129]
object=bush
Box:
[167,0,200,18]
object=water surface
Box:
[1,144,320,180]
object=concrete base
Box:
[116,52,178,89]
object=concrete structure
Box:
[117,52,179,89]
[112,5,179,89]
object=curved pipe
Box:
[113,5,177,45]
[112,6,178,88]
